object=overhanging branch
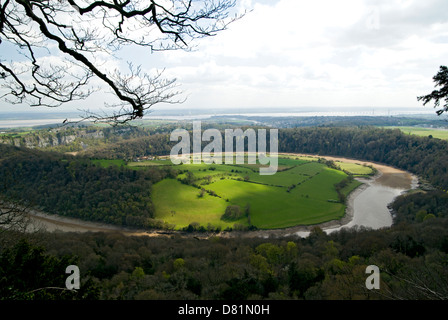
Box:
[1,0,244,123]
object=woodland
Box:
[1,125,448,300]
[1,0,447,303]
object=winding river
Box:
[293,156,418,237]
[23,154,418,238]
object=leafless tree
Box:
[0,0,243,124]
[366,264,448,300]
[0,196,31,234]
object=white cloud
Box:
[3,0,448,113]
[153,0,448,110]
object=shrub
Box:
[221,205,243,221]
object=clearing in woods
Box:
[134,155,372,230]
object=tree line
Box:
[278,127,448,190]
[0,144,176,229]
[1,213,447,300]
[85,126,448,190]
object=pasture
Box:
[390,126,448,140]
[147,155,366,230]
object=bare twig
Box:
[0,0,244,124]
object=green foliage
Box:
[279,127,448,189]
[0,144,170,229]
[221,205,243,221]
[173,258,185,270]
[417,65,448,116]
[391,191,448,224]
[1,212,448,300]
[0,239,99,300]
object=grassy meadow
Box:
[388,126,448,140]
[92,154,370,230]
[133,155,368,230]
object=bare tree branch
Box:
[0,0,244,124]
[0,197,31,234]
[369,266,448,300]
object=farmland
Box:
[388,126,448,140]
[129,155,370,230]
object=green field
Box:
[336,161,374,176]
[388,126,448,140]
[92,159,127,167]
[0,130,33,139]
[151,178,234,229]
[139,155,366,230]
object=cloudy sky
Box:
[145,0,448,113]
[2,0,448,116]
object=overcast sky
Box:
[146,0,448,113]
[2,0,448,116]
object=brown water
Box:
[320,161,417,235]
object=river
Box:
[21,154,418,238]
[292,156,418,238]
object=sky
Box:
[1,0,448,116]
[152,0,448,113]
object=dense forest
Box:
[86,126,448,189]
[1,125,448,301]
[278,127,448,190]
[0,144,177,228]
[1,214,447,300]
